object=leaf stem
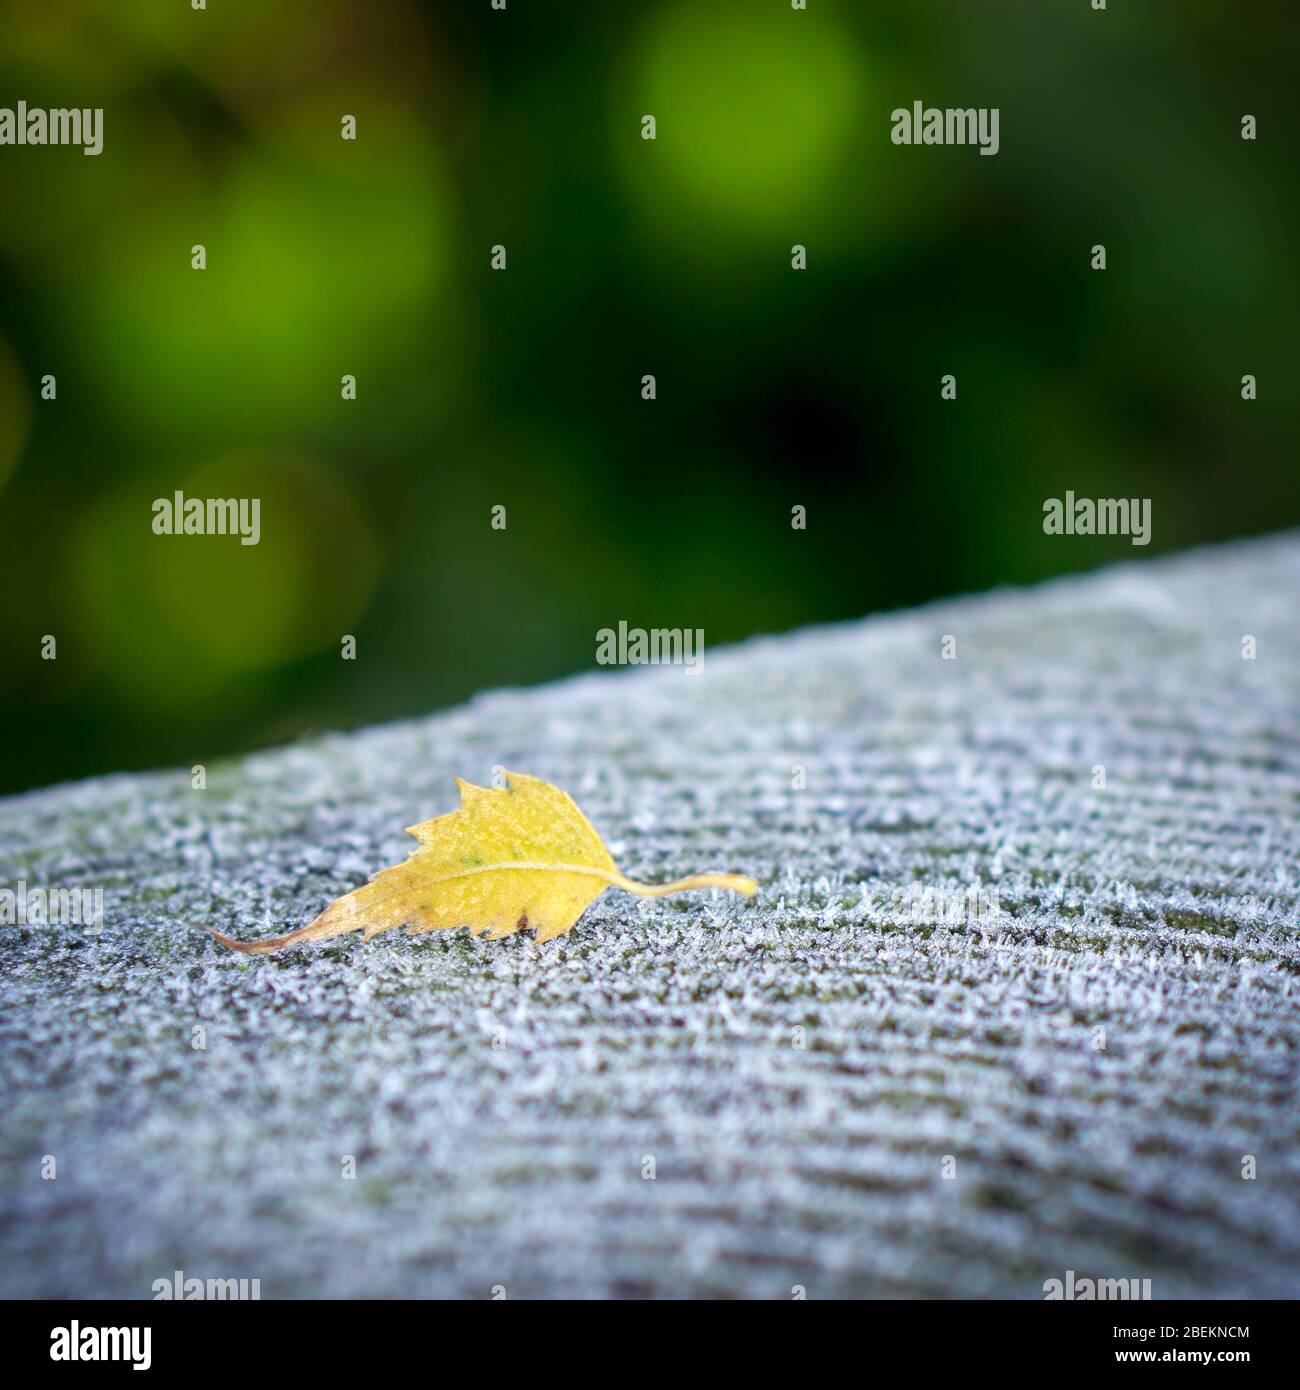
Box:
[196,922,319,955]
[611,871,758,898]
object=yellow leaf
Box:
[202,771,757,954]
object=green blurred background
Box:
[1,0,1295,796]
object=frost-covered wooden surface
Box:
[2,534,1298,1299]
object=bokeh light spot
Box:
[70,452,379,710]
[630,1,866,228]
